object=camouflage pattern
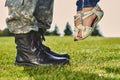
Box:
[5,0,54,34]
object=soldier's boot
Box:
[14,31,69,66]
[35,29,70,59]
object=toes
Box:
[77,30,82,38]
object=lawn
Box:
[0,36,120,80]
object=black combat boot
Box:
[14,31,69,66]
[35,29,70,59]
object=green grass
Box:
[0,36,120,80]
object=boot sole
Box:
[14,62,38,66]
[14,60,69,66]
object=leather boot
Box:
[36,29,70,59]
[14,31,69,66]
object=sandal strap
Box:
[74,25,85,32]
[74,25,92,32]
[74,13,82,22]
[82,26,93,38]
[83,5,99,20]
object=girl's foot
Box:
[74,5,104,41]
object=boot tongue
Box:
[38,29,51,51]
[39,29,46,41]
[41,33,45,41]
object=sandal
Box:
[74,5,104,41]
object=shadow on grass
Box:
[104,67,120,74]
[23,66,116,80]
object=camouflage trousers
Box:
[5,0,54,34]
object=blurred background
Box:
[0,0,120,37]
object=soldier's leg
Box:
[5,0,69,66]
